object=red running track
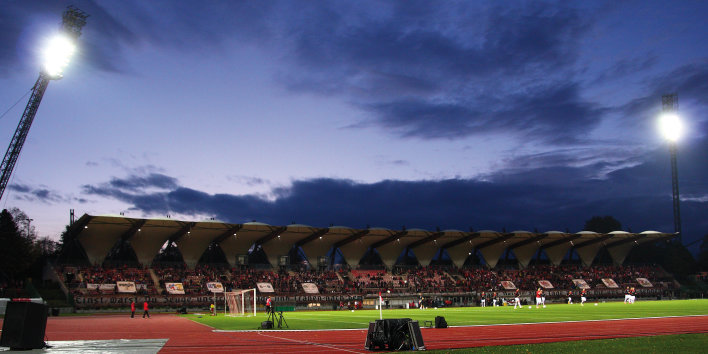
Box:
[2,314,707,353]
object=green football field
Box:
[428,334,708,353]
[183,299,708,331]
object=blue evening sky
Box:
[1,1,706,251]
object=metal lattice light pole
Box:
[0,7,88,201]
[660,94,682,243]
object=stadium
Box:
[59,213,679,312]
[2,213,707,352]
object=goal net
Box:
[225,289,257,317]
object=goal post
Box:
[224,288,257,317]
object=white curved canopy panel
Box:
[130,219,184,266]
[76,216,134,265]
[300,227,358,267]
[509,231,540,269]
[376,229,430,268]
[339,228,393,267]
[176,222,232,269]
[261,225,318,269]
[70,215,674,269]
[220,222,275,267]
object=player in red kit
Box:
[535,288,543,308]
[142,301,150,318]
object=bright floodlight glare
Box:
[42,34,76,78]
[659,112,683,142]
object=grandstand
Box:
[46,214,677,311]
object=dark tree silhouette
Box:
[696,233,708,271]
[0,209,35,281]
[583,216,622,233]
[57,224,90,265]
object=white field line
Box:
[256,331,364,353]
[453,314,708,328]
[213,314,708,332]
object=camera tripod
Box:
[266,308,288,329]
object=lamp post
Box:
[0,7,87,201]
[25,218,33,238]
[659,94,682,243]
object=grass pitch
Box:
[431,333,708,353]
[183,299,708,331]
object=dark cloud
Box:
[621,62,708,114]
[227,175,269,187]
[4,1,704,147]
[653,61,708,107]
[365,100,480,139]
[481,3,587,73]
[365,83,603,142]
[8,183,65,203]
[107,173,178,190]
[272,2,599,142]
[79,1,278,73]
[591,56,658,85]
[1,1,661,146]
[82,135,708,247]
[282,2,586,84]
[8,184,31,193]
[389,160,409,166]
[82,184,133,201]
[81,173,179,210]
[613,61,708,142]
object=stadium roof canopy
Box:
[68,214,676,269]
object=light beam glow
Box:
[658,112,683,142]
[42,34,76,78]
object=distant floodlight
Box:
[659,112,683,142]
[42,34,76,78]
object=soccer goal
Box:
[225,288,257,317]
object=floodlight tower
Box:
[0,6,88,201]
[659,94,682,242]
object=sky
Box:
[0,0,707,252]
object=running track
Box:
[2,314,707,353]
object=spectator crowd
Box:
[58,263,669,298]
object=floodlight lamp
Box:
[659,112,683,142]
[42,34,76,78]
